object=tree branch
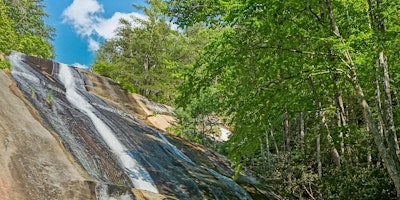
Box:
[250,45,337,57]
[308,6,327,28]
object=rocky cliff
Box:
[0,52,272,199]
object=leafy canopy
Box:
[0,0,54,59]
[93,0,213,104]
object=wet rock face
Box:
[7,52,254,199]
[0,68,92,200]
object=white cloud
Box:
[88,38,100,52]
[62,0,146,52]
[94,12,125,39]
[94,12,147,39]
[62,0,103,37]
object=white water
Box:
[204,167,252,199]
[156,132,194,164]
[219,127,231,142]
[96,184,133,200]
[9,52,40,84]
[58,64,158,193]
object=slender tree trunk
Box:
[285,112,290,153]
[308,78,341,167]
[324,0,400,196]
[368,0,399,156]
[335,86,349,160]
[350,74,400,198]
[337,113,345,155]
[317,133,322,178]
[284,112,292,183]
[378,52,400,155]
[144,55,150,71]
[368,150,372,167]
[374,63,385,137]
[266,129,271,169]
[300,112,305,152]
[323,111,341,167]
[269,121,279,154]
[336,89,355,163]
[335,90,347,127]
[367,0,400,197]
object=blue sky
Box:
[43,0,146,67]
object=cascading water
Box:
[7,51,267,199]
[57,63,159,193]
[219,127,231,141]
[156,132,194,165]
[155,130,250,199]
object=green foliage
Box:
[0,1,17,54]
[321,165,395,199]
[0,60,11,70]
[93,15,180,103]
[171,88,224,146]
[0,0,54,58]
[30,86,35,98]
[164,0,400,198]
[163,0,228,27]
[93,0,213,105]
[45,90,53,104]
[92,61,113,78]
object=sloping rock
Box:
[2,51,278,199]
[0,70,92,199]
[7,51,256,199]
[79,70,176,132]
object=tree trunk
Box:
[284,112,292,183]
[366,0,400,197]
[374,63,384,137]
[350,73,400,198]
[378,52,400,155]
[324,0,400,196]
[317,133,322,178]
[335,90,347,126]
[265,129,271,169]
[335,88,347,158]
[285,112,290,153]
[144,55,150,71]
[300,112,305,152]
[269,121,280,154]
[308,77,341,167]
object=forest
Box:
[1,0,400,199]
[0,0,53,60]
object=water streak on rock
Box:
[5,51,264,199]
[58,63,158,193]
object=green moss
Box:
[46,90,53,105]
[0,60,10,70]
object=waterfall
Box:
[58,63,159,193]
[156,132,194,164]
[219,127,231,141]
[204,168,252,199]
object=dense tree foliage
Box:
[0,0,54,62]
[93,1,212,104]
[90,0,400,198]
[164,0,400,198]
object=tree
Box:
[165,0,400,198]
[0,1,17,55]
[0,0,54,59]
[93,0,212,104]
